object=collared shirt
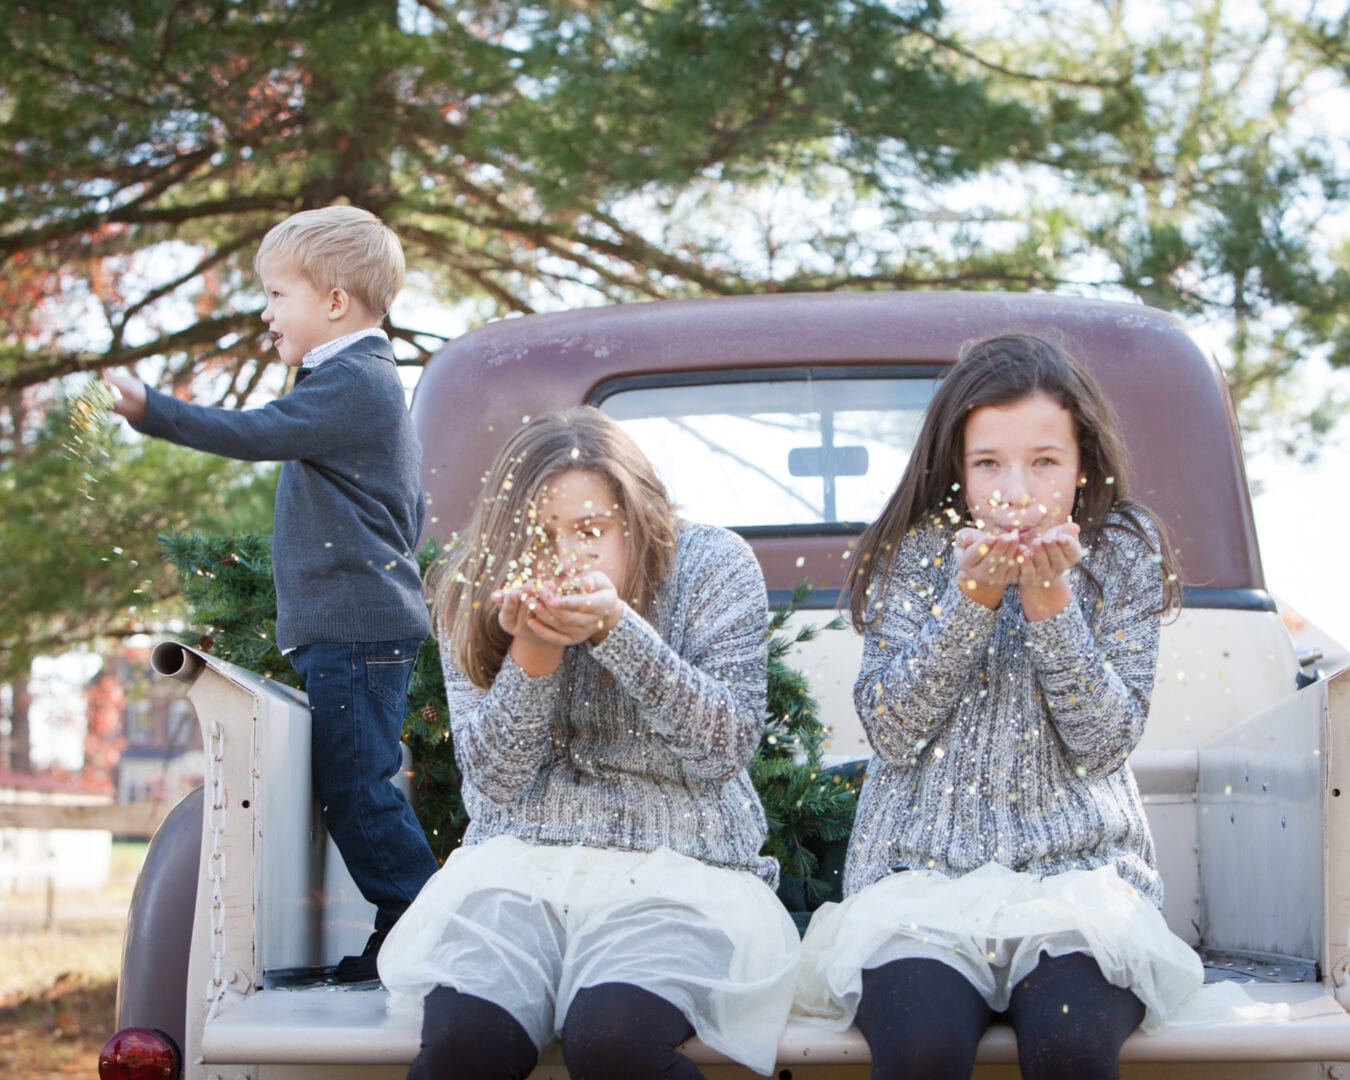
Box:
[302,326,389,370]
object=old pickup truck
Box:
[101,291,1350,1079]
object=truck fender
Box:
[113,783,203,1058]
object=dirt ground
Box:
[0,842,144,1078]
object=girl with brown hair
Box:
[379,406,798,1080]
[796,333,1198,1080]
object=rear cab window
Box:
[594,369,941,533]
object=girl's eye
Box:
[1034,456,1057,467]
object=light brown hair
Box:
[846,332,1180,629]
[428,406,680,688]
[254,205,404,318]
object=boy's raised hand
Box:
[104,371,147,424]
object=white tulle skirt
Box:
[795,862,1266,1033]
[378,835,800,1076]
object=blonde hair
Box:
[254,205,405,318]
[428,407,680,689]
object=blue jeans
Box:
[289,638,439,932]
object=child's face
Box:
[961,392,1082,540]
[535,468,629,593]
[258,253,339,367]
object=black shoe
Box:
[333,929,387,984]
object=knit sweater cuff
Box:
[132,384,174,439]
[1022,594,1094,675]
[492,650,565,716]
[587,606,661,679]
[943,577,1001,641]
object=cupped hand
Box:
[527,570,624,646]
[492,583,567,646]
[954,527,1023,609]
[492,571,623,649]
[1017,521,1081,620]
[1018,522,1081,588]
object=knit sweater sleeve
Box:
[853,528,999,766]
[1024,515,1165,778]
[588,525,768,781]
[131,363,359,462]
[443,646,561,806]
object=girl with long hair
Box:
[379,406,798,1080]
[797,333,1197,1080]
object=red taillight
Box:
[98,1027,181,1079]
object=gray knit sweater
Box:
[131,337,430,651]
[444,522,779,887]
[847,512,1165,907]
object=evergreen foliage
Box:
[159,532,290,685]
[159,533,853,884]
[753,580,858,910]
[398,595,468,863]
[5,0,1343,448]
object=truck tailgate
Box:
[198,983,1350,1072]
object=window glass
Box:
[599,375,938,528]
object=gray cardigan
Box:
[445,522,779,887]
[132,338,430,651]
[847,513,1165,906]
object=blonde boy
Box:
[108,206,438,982]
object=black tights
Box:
[407,982,700,1080]
[854,952,1145,1080]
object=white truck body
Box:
[145,622,1350,1079]
[110,292,1350,1078]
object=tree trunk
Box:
[8,672,32,772]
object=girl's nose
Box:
[553,539,581,574]
[999,471,1033,505]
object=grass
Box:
[0,840,146,1078]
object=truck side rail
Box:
[162,640,1350,1078]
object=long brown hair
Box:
[845,332,1180,630]
[428,406,680,688]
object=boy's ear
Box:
[327,286,350,320]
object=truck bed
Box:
[195,980,1350,1077]
[142,630,1350,1080]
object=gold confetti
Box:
[63,377,117,501]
